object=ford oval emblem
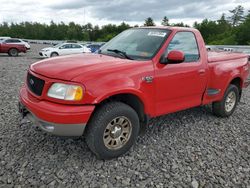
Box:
[29,79,34,85]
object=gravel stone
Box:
[0,44,249,187]
[191,179,199,188]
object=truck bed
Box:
[208,51,249,63]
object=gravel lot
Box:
[0,44,249,187]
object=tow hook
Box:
[18,102,28,118]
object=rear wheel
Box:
[85,102,140,159]
[212,84,239,117]
[50,52,59,57]
[8,48,18,57]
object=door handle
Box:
[198,69,205,75]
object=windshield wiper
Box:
[107,49,133,60]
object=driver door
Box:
[154,31,207,116]
[59,44,72,55]
[71,44,84,54]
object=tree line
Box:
[0,5,249,44]
[0,21,131,42]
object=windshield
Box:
[100,28,170,60]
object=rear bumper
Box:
[19,86,95,136]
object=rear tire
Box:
[212,84,239,117]
[50,52,59,57]
[85,102,140,159]
[8,48,18,57]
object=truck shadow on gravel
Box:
[17,104,217,160]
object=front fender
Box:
[82,76,155,115]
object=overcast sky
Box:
[0,0,250,26]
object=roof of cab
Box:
[138,26,199,32]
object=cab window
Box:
[166,32,200,62]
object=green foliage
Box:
[0,21,130,42]
[227,5,245,27]
[171,22,189,27]
[194,6,249,45]
[161,16,169,26]
[235,15,250,45]
[144,17,155,26]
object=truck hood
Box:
[30,53,136,81]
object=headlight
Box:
[47,83,83,101]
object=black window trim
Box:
[164,31,201,63]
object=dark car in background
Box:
[86,43,104,53]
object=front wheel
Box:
[212,84,239,117]
[8,48,19,57]
[85,102,140,159]
[50,52,59,57]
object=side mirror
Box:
[161,50,185,64]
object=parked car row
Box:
[0,36,104,57]
[39,42,104,58]
[39,43,91,58]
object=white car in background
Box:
[2,38,31,50]
[39,43,91,58]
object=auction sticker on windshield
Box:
[148,31,166,37]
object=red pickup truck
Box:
[19,27,249,159]
[0,42,27,56]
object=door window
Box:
[72,44,82,49]
[60,44,72,49]
[166,32,199,62]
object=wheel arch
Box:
[90,92,150,133]
[229,77,243,99]
[50,51,59,57]
[8,47,18,53]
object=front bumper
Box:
[19,86,95,136]
[39,51,50,58]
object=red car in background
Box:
[0,42,27,56]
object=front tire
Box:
[212,84,239,117]
[85,102,140,159]
[50,52,59,57]
[8,48,18,57]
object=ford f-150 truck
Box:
[19,27,250,159]
[0,42,27,56]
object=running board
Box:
[207,88,221,96]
